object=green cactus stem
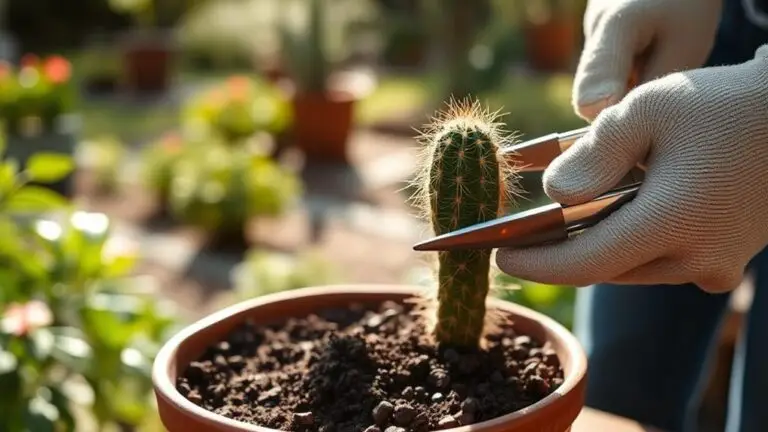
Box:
[412,98,520,348]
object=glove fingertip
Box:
[574,95,623,121]
[541,146,607,205]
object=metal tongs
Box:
[412,127,647,252]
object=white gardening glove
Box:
[574,0,723,120]
[497,44,768,294]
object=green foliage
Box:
[25,154,75,184]
[481,73,586,139]
[108,0,155,27]
[182,76,292,144]
[0,145,178,431]
[168,144,301,234]
[0,55,76,135]
[0,140,73,213]
[77,135,127,194]
[139,132,186,199]
[278,0,381,93]
[412,98,519,348]
[494,274,576,330]
[230,249,341,301]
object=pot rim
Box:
[152,284,587,431]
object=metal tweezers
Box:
[412,127,647,252]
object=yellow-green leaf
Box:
[25,153,75,183]
[5,186,70,211]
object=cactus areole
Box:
[414,98,519,348]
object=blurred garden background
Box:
[0,0,746,431]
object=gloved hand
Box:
[574,0,723,120]
[496,44,768,293]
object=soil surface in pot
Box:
[177,300,564,431]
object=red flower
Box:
[43,55,71,84]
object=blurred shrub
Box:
[229,249,341,300]
[494,273,576,330]
[77,135,127,194]
[176,0,281,70]
[0,141,178,430]
[0,55,76,135]
[482,72,586,139]
[168,144,302,235]
[182,75,291,144]
[139,131,187,202]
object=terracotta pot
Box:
[153,285,587,432]
[291,91,356,163]
[523,18,578,72]
[121,31,175,94]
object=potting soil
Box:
[177,300,564,431]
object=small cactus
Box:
[412,97,520,348]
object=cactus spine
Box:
[413,98,519,348]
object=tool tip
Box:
[412,238,439,251]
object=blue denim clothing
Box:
[572,1,768,431]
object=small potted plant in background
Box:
[139,131,187,222]
[152,98,587,431]
[518,0,582,72]
[168,143,301,251]
[279,0,377,163]
[0,54,79,197]
[109,0,176,94]
[181,75,292,150]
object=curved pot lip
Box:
[153,284,587,431]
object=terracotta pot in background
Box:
[523,17,578,73]
[291,91,356,163]
[121,30,175,94]
[152,285,588,432]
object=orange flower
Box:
[43,55,71,84]
[1,300,53,337]
[161,133,183,152]
[226,75,252,101]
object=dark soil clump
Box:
[177,300,564,431]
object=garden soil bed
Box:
[177,300,564,431]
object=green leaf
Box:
[0,350,18,374]
[27,328,55,363]
[49,327,92,374]
[0,350,23,427]
[24,394,59,432]
[47,386,75,432]
[5,186,69,212]
[0,160,18,194]
[25,153,75,183]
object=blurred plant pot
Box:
[523,17,577,72]
[120,29,175,94]
[152,284,587,432]
[4,114,80,198]
[258,57,287,84]
[291,90,356,163]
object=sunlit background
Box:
[0,0,744,430]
